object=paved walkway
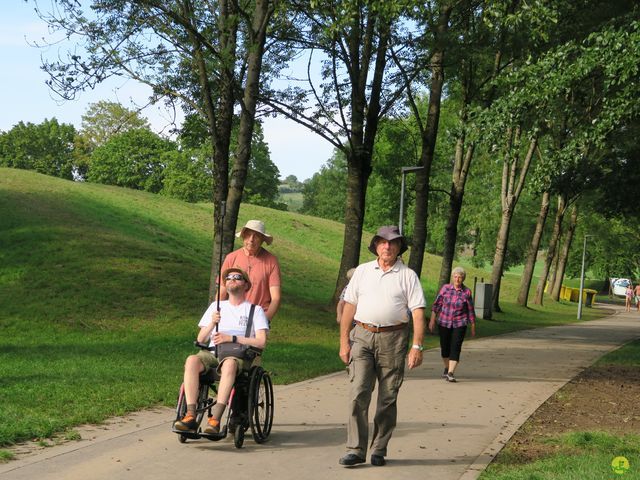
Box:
[2,304,639,480]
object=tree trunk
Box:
[192,0,238,304]
[332,12,389,303]
[550,204,578,301]
[226,0,274,249]
[533,193,567,305]
[490,129,537,312]
[439,140,475,288]
[208,1,273,303]
[517,190,550,306]
[408,4,452,277]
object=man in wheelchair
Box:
[174,267,269,435]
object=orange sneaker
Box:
[174,413,198,431]
[204,416,220,434]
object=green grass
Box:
[481,446,640,480]
[0,451,14,462]
[596,339,640,366]
[481,340,640,479]
[0,167,609,448]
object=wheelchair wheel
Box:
[248,366,274,443]
[233,423,245,449]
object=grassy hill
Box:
[0,167,606,448]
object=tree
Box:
[488,128,538,312]
[534,193,569,305]
[435,0,528,288]
[517,190,550,306]
[238,125,284,209]
[80,101,151,149]
[0,119,76,180]
[550,204,579,300]
[35,0,277,302]
[266,1,417,302]
[179,115,283,208]
[161,148,213,202]
[405,1,452,277]
[301,153,348,221]
[87,128,175,193]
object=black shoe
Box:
[371,454,386,466]
[446,372,457,383]
[442,368,449,379]
[339,454,365,466]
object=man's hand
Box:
[212,311,221,324]
[407,348,423,369]
[212,332,230,344]
[339,342,351,365]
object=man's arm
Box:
[265,285,281,321]
[197,310,219,344]
[339,302,356,364]
[336,299,345,324]
[213,328,267,350]
[407,307,425,369]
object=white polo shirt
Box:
[344,258,426,327]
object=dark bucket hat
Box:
[368,225,408,256]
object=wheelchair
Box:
[172,342,274,448]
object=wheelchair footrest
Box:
[199,427,228,441]
[172,428,202,440]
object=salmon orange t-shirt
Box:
[221,248,281,312]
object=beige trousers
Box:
[346,324,409,457]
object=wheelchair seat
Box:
[199,368,219,386]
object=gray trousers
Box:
[346,324,409,457]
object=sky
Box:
[0,3,333,182]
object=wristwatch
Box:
[411,344,424,352]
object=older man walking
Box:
[338,226,426,467]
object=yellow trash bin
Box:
[569,288,581,303]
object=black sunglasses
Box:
[225,273,245,281]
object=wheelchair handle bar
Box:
[194,341,216,351]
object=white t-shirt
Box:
[198,300,269,347]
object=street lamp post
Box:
[577,234,594,320]
[399,166,424,235]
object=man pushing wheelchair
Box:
[173,267,269,435]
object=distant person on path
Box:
[625,283,634,312]
[338,226,426,467]
[220,220,281,322]
[429,266,476,383]
[336,267,356,324]
[634,283,640,312]
[174,268,269,434]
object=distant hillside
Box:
[0,168,366,327]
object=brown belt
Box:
[355,320,407,333]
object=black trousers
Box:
[438,325,467,362]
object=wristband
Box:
[232,335,237,343]
[412,344,424,351]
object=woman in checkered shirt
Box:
[429,266,476,382]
